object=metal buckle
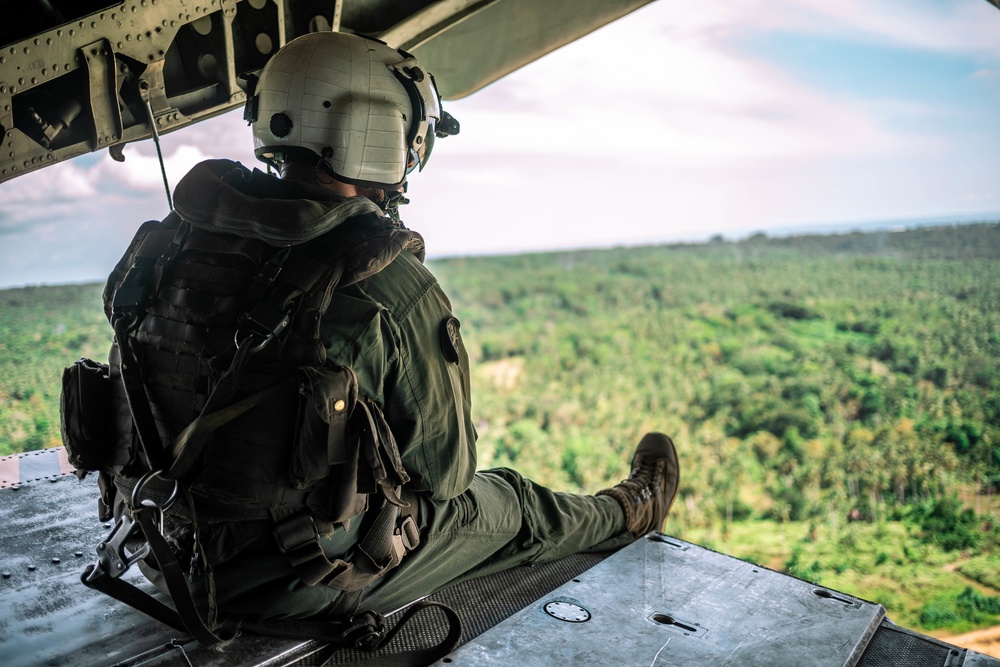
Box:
[86,513,150,581]
[399,515,420,551]
[234,303,290,354]
[130,469,179,511]
[84,470,180,583]
[347,611,386,651]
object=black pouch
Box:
[289,365,358,491]
[59,357,113,475]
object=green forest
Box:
[1,222,999,638]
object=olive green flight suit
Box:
[199,247,630,620]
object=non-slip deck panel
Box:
[323,552,610,665]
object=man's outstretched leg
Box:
[176,433,682,619]
[362,432,680,613]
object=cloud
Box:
[0,161,101,235]
[644,0,1000,57]
[0,113,259,224]
[401,0,1000,256]
[971,67,999,79]
[92,144,210,192]
[768,0,1000,57]
[3,160,96,204]
[442,0,951,170]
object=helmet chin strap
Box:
[314,150,338,185]
[382,185,410,225]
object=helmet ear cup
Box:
[390,64,430,170]
[388,55,455,173]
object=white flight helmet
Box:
[246,31,458,188]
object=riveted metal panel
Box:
[441,533,887,666]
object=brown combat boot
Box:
[597,433,680,536]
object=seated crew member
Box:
[105,30,681,625]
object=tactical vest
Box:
[61,203,427,644]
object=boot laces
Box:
[620,458,662,504]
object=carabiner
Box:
[87,513,151,580]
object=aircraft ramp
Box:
[1,448,997,666]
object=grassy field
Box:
[677,515,999,634]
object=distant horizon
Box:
[3,213,996,291]
[728,210,1000,242]
[426,210,1000,260]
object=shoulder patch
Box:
[439,316,462,363]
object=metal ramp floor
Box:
[1,450,998,666]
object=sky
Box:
[1,0,998,288]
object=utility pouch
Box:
[290,365,359,491]
[60,357,113,474]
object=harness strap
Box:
[355,400,410,499]
[81,506,241,648]
[114,316,171,472]
[134,507,242,647]
[271,489,420,594]
[84,546,461,665]
[241,600,463,666]
[272,511,351,587]
[82,563,187,633]
[166,371,295,480]
[353,499,419,581]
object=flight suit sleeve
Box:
[323,252,477,501]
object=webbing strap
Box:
[355,400,410,501]
[241,600,463,667]
[134,507,241,647]
[272,488,420,595]
[273,512,352,587]
[81,562,187,633]
[81,507,241,648]
[353,502,407,578]
[83,525,458,663]
[114,317,171,472]
[166,373,295,480]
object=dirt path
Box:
[938,625,1000,658]
[933,555,1000,658]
